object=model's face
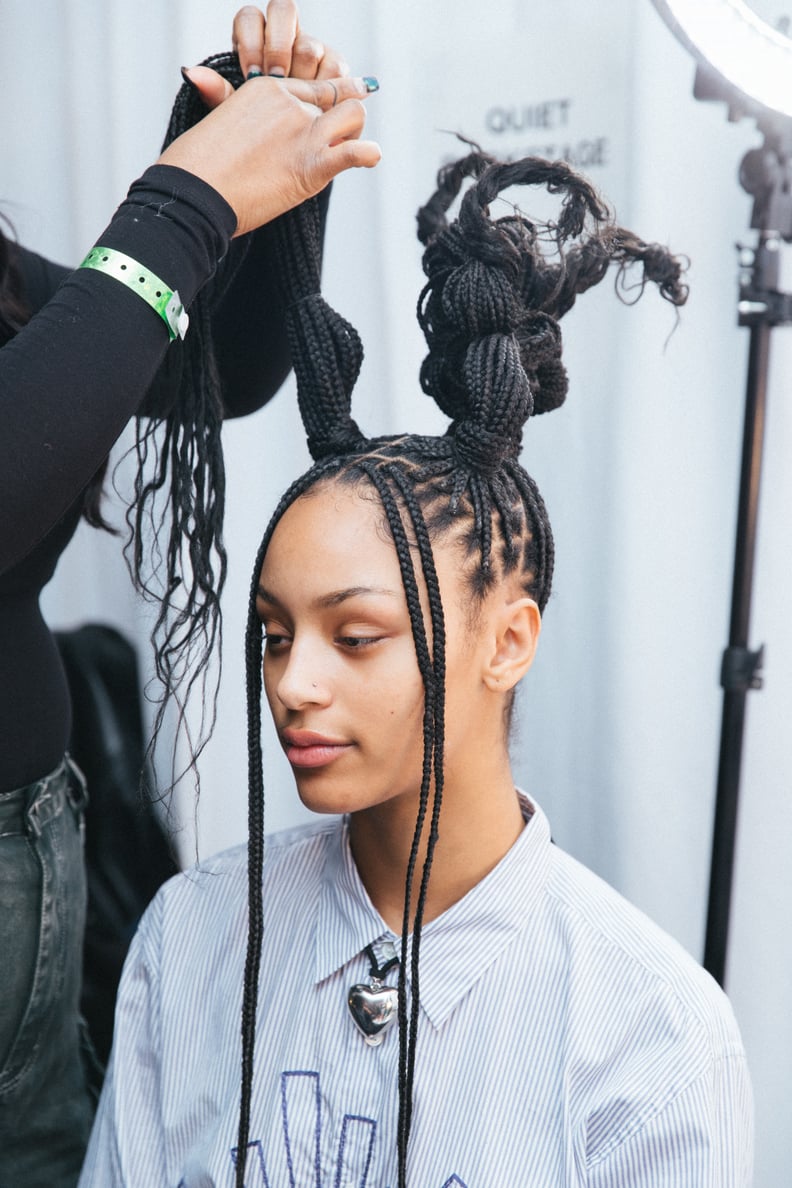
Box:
[256,481,488,818]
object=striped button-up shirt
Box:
[79,795,752,1186]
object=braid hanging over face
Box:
[239,150,687,1187]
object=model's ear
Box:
[482,597,541,692]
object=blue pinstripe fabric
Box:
[78,795,752,1187]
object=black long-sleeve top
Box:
[0,165,305,791]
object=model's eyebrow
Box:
[256,584,401,610]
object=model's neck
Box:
[348,750,523,934]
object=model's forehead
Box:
[260,482,399,584]
[275,481,384,538]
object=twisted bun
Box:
[417,149,688,473]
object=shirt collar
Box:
[313,791,552,1028]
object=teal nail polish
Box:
[268,69,286,78]
[363,76,379,93]
[246,67,263,80]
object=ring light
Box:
[652,0,792,118]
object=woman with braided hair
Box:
[81,151,752,1187]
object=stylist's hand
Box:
[157,2,379,235]
[157,75,379,236]
[233,1,349,83]
[188,2,354,109]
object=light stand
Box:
[649,0,792,986]
[650,46,792,983]
[694,67,792,983]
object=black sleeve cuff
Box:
[91,164,237,310]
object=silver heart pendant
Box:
[347,980,398,1047]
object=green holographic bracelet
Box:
[78,246,189,342]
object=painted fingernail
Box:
[246,66,263,80]
[268,69,286,78]
[363,76,379,93]
[180,66,200,93]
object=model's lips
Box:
[280,729,353,770]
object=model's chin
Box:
[292,767,368,817]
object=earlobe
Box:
[483,597,541,692]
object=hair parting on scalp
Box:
[238,148,687,1186]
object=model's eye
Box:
[337,636,382,650]
[263,632,290,652]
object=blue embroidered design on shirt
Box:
[335,1114,377,1186]
[230,1139,270,1186]
[229,1068,467,1186]
[282,1071,322,1185]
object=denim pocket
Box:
[0,760,88,1097]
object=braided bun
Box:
[417,150,688,472]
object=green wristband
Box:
[79,246,189,341]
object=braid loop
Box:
[274,196,367,460]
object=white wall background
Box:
[3,1,789,1182]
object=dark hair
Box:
[237,152,687,1186]
[127,52,254,793]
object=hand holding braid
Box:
[160,53,380,236]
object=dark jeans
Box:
[0,757,97,1187]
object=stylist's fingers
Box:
[314,46,350,81]
[263,0,298,77]
[181,65,235,110]
[302,104,381,192]
[317,135,382,184]
[179,69,378,114]
[233,5,266,79]
[157,75,380,235]
[231,4,353,83]
[280,74,379,111]
[319,101,381,163]
[290,32,349,81]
